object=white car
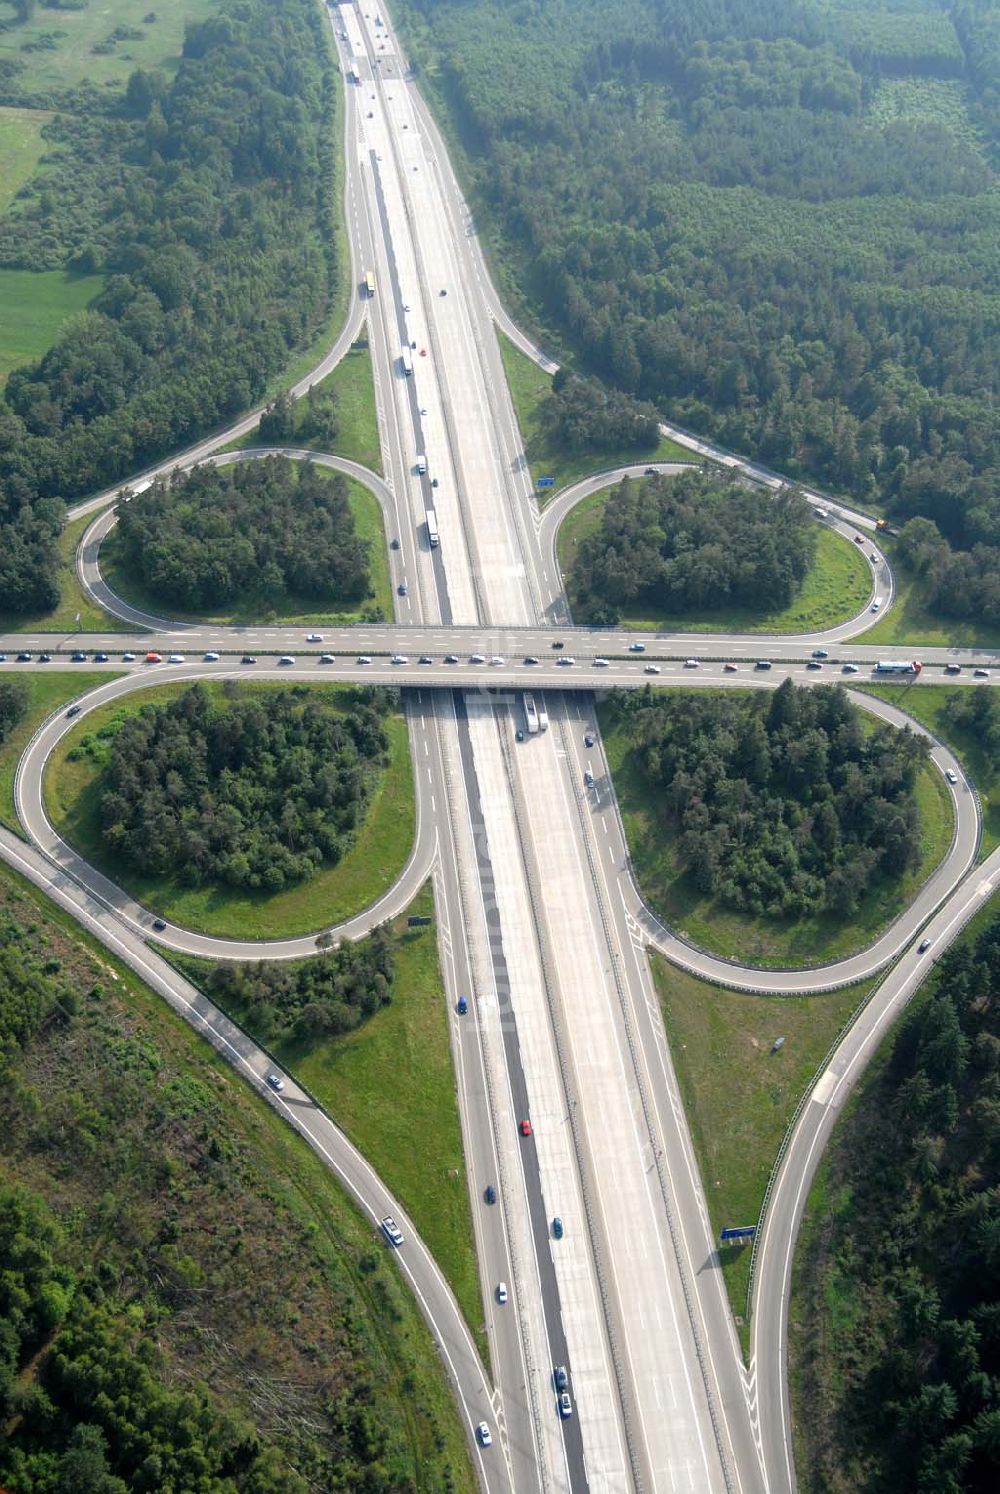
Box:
[320,653,336,664]
[645,663,661,674]
[556,656,575,667]
[593,658,609,668]
[489,655,505,666]
[945,768,958,785]
[204,651,220,662]
[391,654,409,665]
[122,651,136,662]
[380,1216,404,1247]
[357,655,372,665]
[278,655,295,666]
[870,598,882,612]
[684,658,700,668]
[497,1282,508,1304]
[167,653,185,664]
[266,1073,284,1092]
[306,632,323,643]
[476,1423,492,1448]
[628,642,646,652]
[470,654,485,664]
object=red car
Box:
[145,651,162,663]
[519,1119,532,1137]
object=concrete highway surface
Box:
[0,3,993,1492]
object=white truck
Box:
[523,693,539,734]
[425,509,439,548]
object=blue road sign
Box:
[720,1226,756,1243]
[536,476,555,489]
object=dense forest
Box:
[793,912,1000,1493]
[541,369,661,452]
[409,0,999,581]
[571,469,814,623]
[94,684,392,891]
[0,879,465,1491]
[0,0,338,613]
[114,457,371,613]
[205,923,396,1044]
[0,678,27,746]
[896,515,1000,629]
[608,680,927,917]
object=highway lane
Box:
[0,816,508,1494]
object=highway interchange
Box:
[1,3,997,1491]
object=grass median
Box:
[651,952,870,1346]
[558,495,871,633]
[44,680,416,940]
[602,694,954,968]
[174,881,486,1362]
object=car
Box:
[870,599,882,612]
[644,466,657,475]
[402,303,410,313]
[516,729,525,741]
[489,655,505,665]
[420,347,427,356]
[266,1072,284,1091]
[684,658,699,668]
[918,939,932,954]
[554,1365,568,1392]
[944,663,962,674]
[357,655,372,665]
[842,663,860,674]
[812,648,829,659]
[870,552,878,562]
[523,655,539,666]
[945,768,958,785]
[380,1215,404,1247]
[484,1185,496,1205]
[975,668,990,678]
[551,640,564,650]
[723,662,738,672]
[122,652,136,662]
[593,658,609,668]
[556,656,575,666]
[320,653,336,663]
[367,110,373,117]
[145,651,162,663]
[628,642,646,652]
[391,537,400,549]
[440,288,447,296]
[168,653,185,664]
[419,655,433,665]
[807,660,823,670]
[497,1282,508,1304]
[398,581,408,596]
[38,653,51,663]
[152,918,167,932]
[519,1119,532,1136]
[431,477,439,488]
[584,733,595,747]
[420,406,427,416]
[241,655,256,664]
[644,663,661,674]
[94,652,108,663]
[470,653,485,664]
[16,652,31,662]
[755,660,772,670]
[66,704,81,718]
[584,770,594,787]
[204,651,220,662]
[444,654,459,664]
[457,994,468,1014]
[552,1217,564,1238]
[854,534,864,544]
[306,633,324,643]
[558,1392,573,1419]
[71,651,87,662]
[391,654,409,665]
[476,1423,492,1448]
[278,655,295,666]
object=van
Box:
[755,660,772,670]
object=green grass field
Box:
[0,0,218,93]
[303,343,382,471]
[44,680,416,939]
[0,669,119,835]
[602,695,954,967]
[0,267,103,385]
[100,471,392,625]
[558,494,871,633]
[0,105,50,216]
[651,952,869,1341]
[864,551,1000,649]
[497,328,691,502]
[860,682,1000,858]
[177,882,486,1360]
[0,508,128,634]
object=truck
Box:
[523,693,539,734]
[875,518,899,537]
[364,269,375,297]
[415,454,427,475]
[536,698,549,732]
[400,345,412,376]
[425,508,439,548]
[874,659,923,675]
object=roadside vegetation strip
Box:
[0,672,121,837]
[0,861,473,1491]
[226,344,383,473]
[861,681,1000,859]
[173,880,487,1363]
[43,681,416,941]
[100,465,391,627]
[649,951,868,1349]
[558,488,871,635]
[600,690,955,970]
[0,107,51,219]
[864,546,1000,649]
[0,509,128,637]
[496,328,690,502]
